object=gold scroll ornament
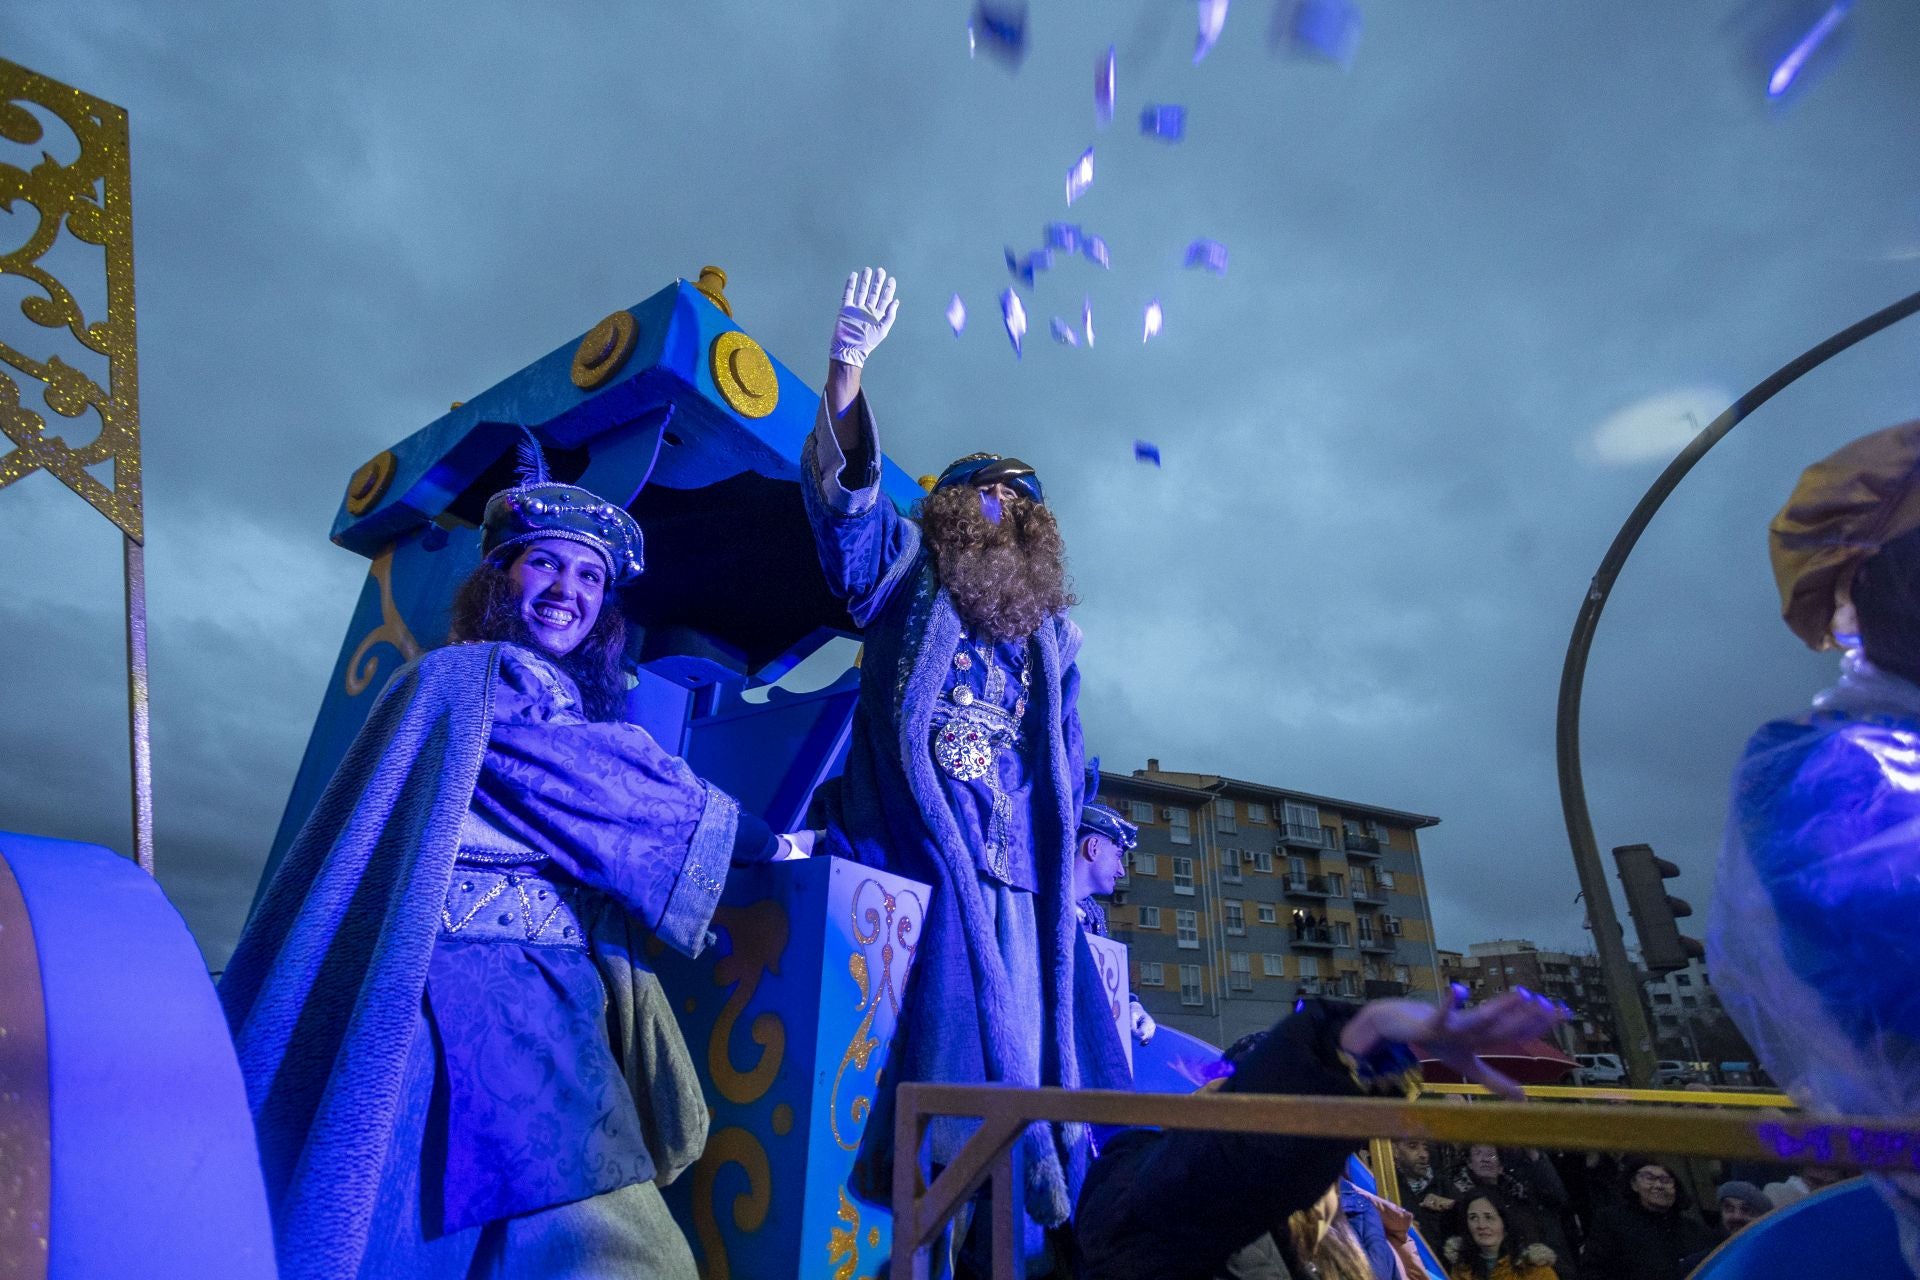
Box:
[831,879,924,1151]
[342,547,422,696]
[0,60,143,540]
[690,899,789,1280]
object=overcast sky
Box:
[4,1,1918,970]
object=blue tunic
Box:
[220,642,740,1280]
[802,391,1131,1228]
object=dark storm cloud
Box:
[2,0,1918,967]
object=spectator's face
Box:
[1465,1197,1505,1252]
[1468,1145,1501,1179]
[1719,1196,1762,1232]
[1395,1140,1431,1176]
[1632,1165,1678,1211]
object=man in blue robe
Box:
[221,452,804,1278]
[1074,779,1156,1045]
[801,267,1131,1260]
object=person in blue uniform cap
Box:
[800,266,1130,1276]
[221,439,806,1280]
[1074,765,1156,1045]
[1710,418,1920,1276]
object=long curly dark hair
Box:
[1444,1186,1551,1276]
[917,484,1076,641]
[446,550,629,722]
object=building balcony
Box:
[1284,873,1334,898]
[1292,927,1337,950]
[1279,823,1329,849]
[1343,833,1382,858]
[1296,977,1323,996]
[1359,936,1394,954]
[1352,885,1388,905]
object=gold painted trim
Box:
[343,548,423,696]
[695,265,733,317]
[344,451,396,516]
[710,331,778,419]
[0,59,144,540]
[570,310,638,390]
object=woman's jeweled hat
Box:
[480,432,645,582]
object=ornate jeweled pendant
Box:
[951,685,975,707]
[935,721,996,781]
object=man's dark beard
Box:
[917,486,1077,641]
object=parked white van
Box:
[1575,1053,1627,1085]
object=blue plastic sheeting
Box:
[0,832,275,1279]
[1695,1179,1906,1278]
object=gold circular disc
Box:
[571,310,639,390]
[345,451,396,516]
[709,331,779,419]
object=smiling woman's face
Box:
[507,537,607,656]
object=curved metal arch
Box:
[1555,286,1920,1083]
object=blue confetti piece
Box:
[1769,0,1852,98]
[1049,316,1079,347]
[1195,0,1229,63]
[1183,238,1229,275]
[1043,222,1083,253]
[1082,234,1111,269]
[970,1,1029,68]
[1065,146,1095,206]
[1000,288,1027,358]
[1003,246,1054,289]
[1095,45,1116,127]
[1082,296,1094,348]
[1140,104,1186,142]
[946,293,967,335]
[1288,0,1361,67]
[1134,440,1162,467]
[1143,299,1163,343]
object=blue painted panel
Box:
[651,856,926,1280]
[1694,1179,1906,1278]
[0,832,276,1279]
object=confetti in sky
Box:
[1083,296,1095,348]
[946,293,966,335]
[1140,104,1187,142]
[1050,316,1080,346]
[1143,298,1164,343]
[1000,288,1027,357]
[1288,0,1362,67]
[1195,0,1230,63]
[1135,440,1163,467]
[1065,146,1096,205]
[1769,0,1852,99]
[1096,45,1116,127]
[1184,238,1230,275]
[970,0,1028,68]
[1083,234,1111,269]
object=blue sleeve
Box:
[1341,1183,1401,1280]
[801,389,922,628]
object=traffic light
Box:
[1612,843,1706,974]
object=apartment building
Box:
[1440,939,1620,1055]
[1094,760,1444,1047]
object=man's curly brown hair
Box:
[917,484,1076,641]
[446,551,629,722]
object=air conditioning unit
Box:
[1162,807,1178,820]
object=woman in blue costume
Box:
[801,267,1131,1273]
[1709,418,1920,1275]
[220,450,804,1279]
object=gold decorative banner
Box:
[0,59,143,540]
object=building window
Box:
[1169,808,1192,845]
[1337,972,1361,998]
[1173,857,1195,895]
[1368,819,1390,842]
[1247,802,1269,824]
[1180,964,1204,1006]
[1257,903,1277,924]
[1282,801,1320,830]
[1215,799,1237,833]
[1674,973,1692,986]
[1333,922,1352,947]
[1138,906,1161,929]
[1134,851,1158,877]
[1228,952,1252,991]
[1297,955,1320,978]
[1220,847,1242,883]
[1140,962,1165,986]
[1224,900,1245,935]
[1377,869,1395,891]
[1263,953,1287,976]
[1129,800,1154,824]
[1326,873,1344,897]
[1176,909,1199,948]
[1351,869,1368,898]
[1288,855,1307,880]
[1252,849,1274,873]
[1394,964,1411,986]
[1356,916,1374,944]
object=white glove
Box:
[1131,1002,1157,1044]
[830,267,900,368]
[774,829,818,862]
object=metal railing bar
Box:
[1420,1081,1794,1108]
